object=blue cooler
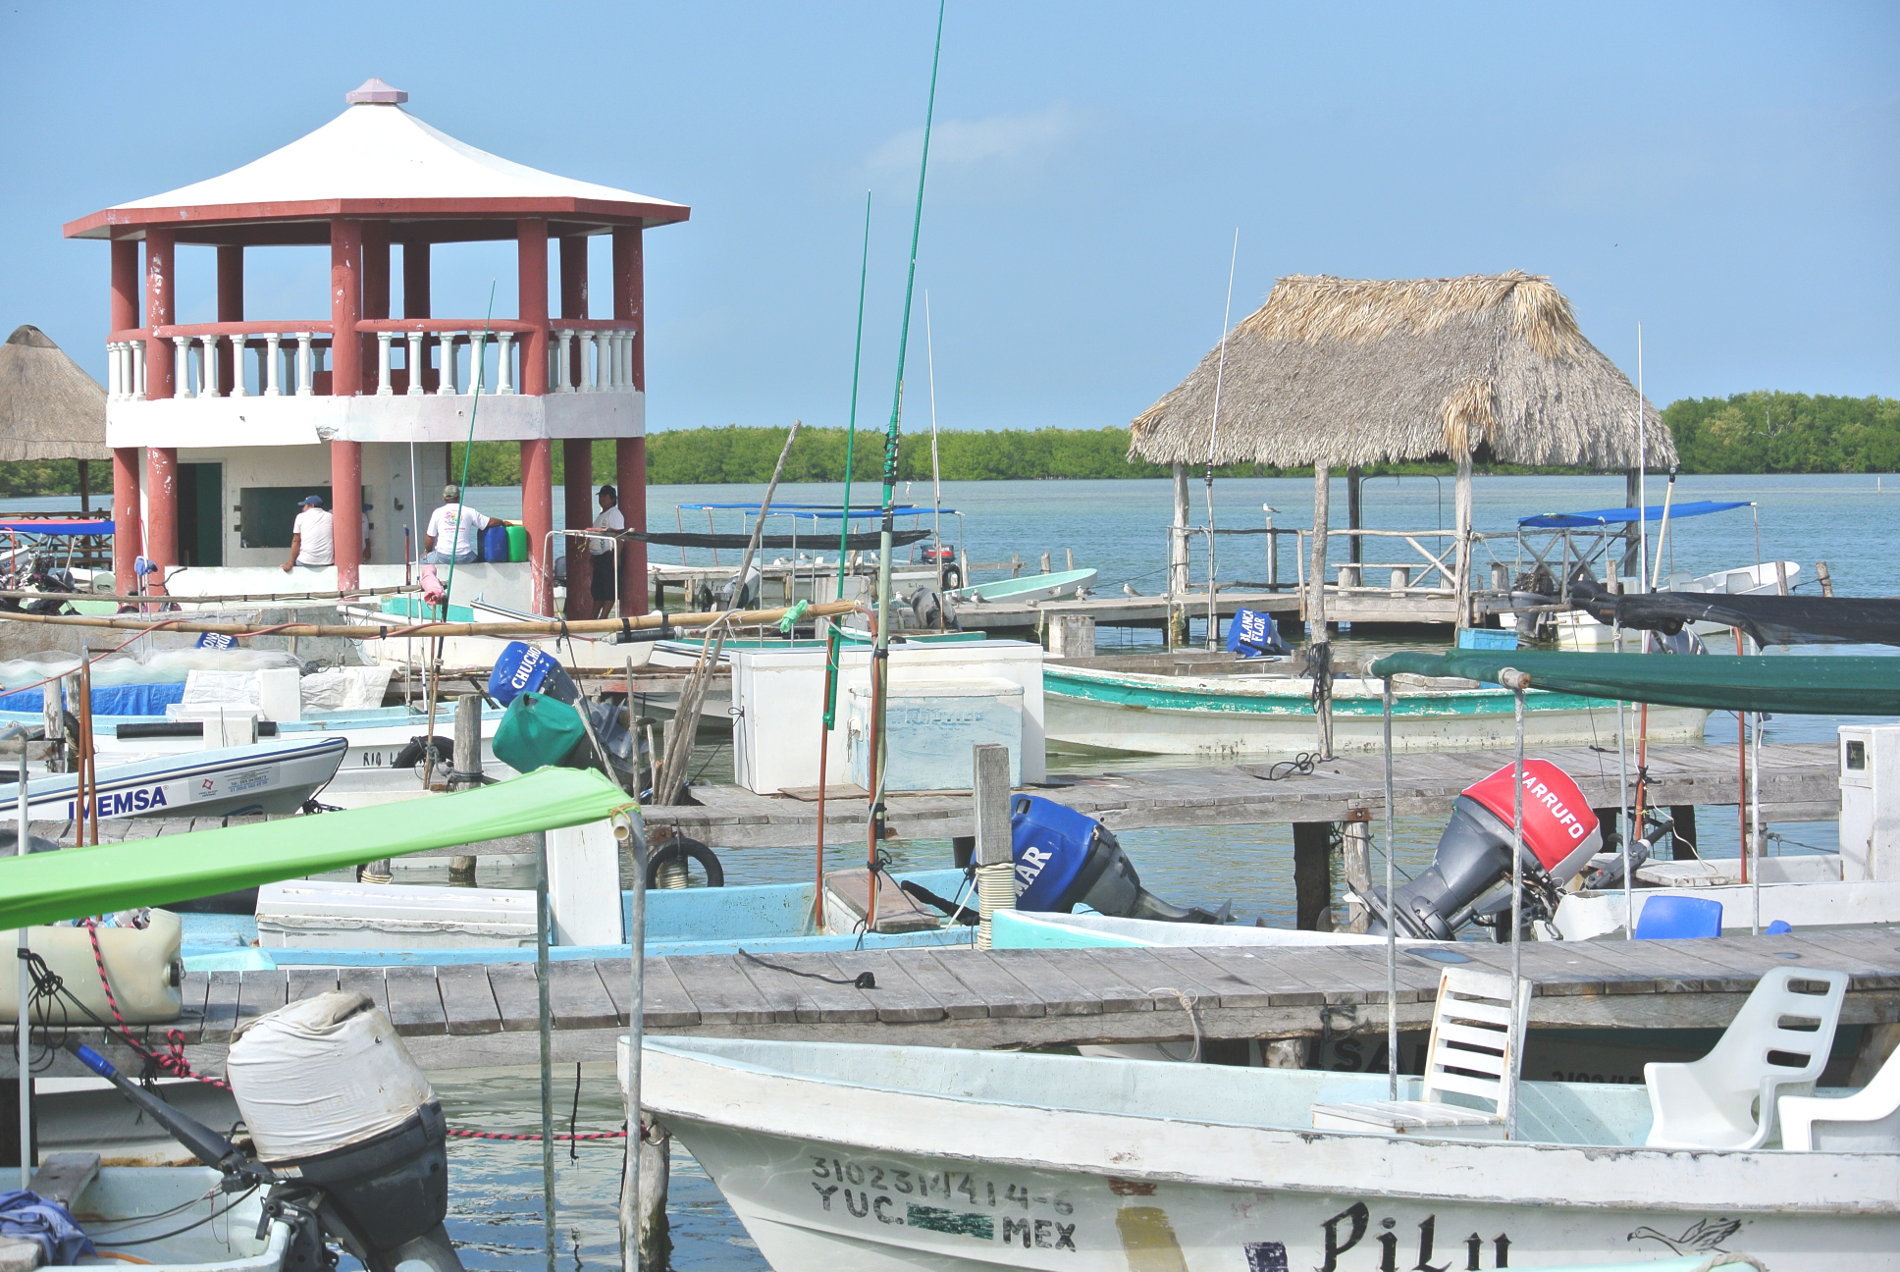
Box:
[486,641,580,706]
[480,524,510,563]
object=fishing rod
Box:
[867,0,947,931]
[1201,229,1240,650]
[813,192,876,930]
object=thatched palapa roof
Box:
[1129,271,1674,470]
[0,325,109,463]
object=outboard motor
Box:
[227,992,463,1272]
[1366,759,1602,940]
[1010,795,1226,923]
[65,991,462,1272]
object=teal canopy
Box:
[1368,649,1900,716]
[0,768,635,930]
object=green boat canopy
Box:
[1368,649,1900,716]
[0,768,635,930]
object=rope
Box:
[1149,987,1202,1063]
[736,948,876,988]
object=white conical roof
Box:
[68,82,686,238]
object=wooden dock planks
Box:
[24,926,1899,1081]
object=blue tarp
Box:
[1517,500,1750,529]
[0,519,114,535]
[0,1190,95,1264]
[0,682,187,716]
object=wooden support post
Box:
[973,743,1014,950]
[448,694,481,883]
[1669,805,1699,861]
[631,1120,671,1270]
[42,689,64,774]
[1292,821,1334,932]
[1340,808,1372,934]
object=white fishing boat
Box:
[0,736,348,822]
[640,1033,1895,1271]
[947,567,1096,606]
[1042,663,1707,758]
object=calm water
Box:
[8,473,1897,1268]
[428,472,1897,1272]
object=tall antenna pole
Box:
[1636,323,1649,594]
[867,0,947,925]
[1202,228,1240,649]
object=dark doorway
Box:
[177,462,225,567]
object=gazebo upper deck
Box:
[66,79,688,243]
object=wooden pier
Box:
[649,742,1839,851]
[26,742,1840,863]
[16,927,1898,1079]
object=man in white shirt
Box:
[587,484,626,618]
[282,495,335,571]
[423,484,506,563]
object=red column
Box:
[402,238,431,317]
[402,237,432,391]
[559,233,592,616]
[330,220,364,588]
[142,230,177,596]
[111,448,141,597]
[613,227,648,613]
[144,229,175,400]
[110,239,141,595]
[145,447,178,596]
[216,245,243,396]
[521,439,554,614]
[518,220,553,613]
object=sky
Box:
[3,1,1894,437]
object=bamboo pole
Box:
[0,599,856,641]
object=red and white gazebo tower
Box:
[65,79,689,617]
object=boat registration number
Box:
[809,1154,1077,1250]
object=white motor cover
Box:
[227,990,434,1163]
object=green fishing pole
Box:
[822,192,876,734]
[867,0,947,884]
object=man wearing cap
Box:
[282,495,335,572]
[423,484,512,564]
[586,485,626,618]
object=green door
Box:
[176,463,225,567]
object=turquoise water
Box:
[430,472,1897,1272]
[7,472,1896,1269]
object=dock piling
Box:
[1292,821,1335,932]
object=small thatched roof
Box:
[0,325,109,463]
[1129,271,1674,470]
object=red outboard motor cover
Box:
[1459,759,1602,885]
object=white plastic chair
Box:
[1779,1039,1900,1152]
[1312,967,1530,1140]
[1643,966,1849,1150]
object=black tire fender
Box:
[646,835,725,888]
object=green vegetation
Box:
[0,460,92,499]
[6,393,1895,497]
[1663,392,1900,474]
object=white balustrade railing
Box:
[107,325,635,401]
[549,328,636,392]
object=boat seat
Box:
[26,1152,100,1207]
[1312,967,1530,1140]
[821,870,944,935]
[1643,966,1849,1150]
[1634,894,1723,939]
[1779,1040,1900,1152]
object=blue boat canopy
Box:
[1517,501,1749,529]
[0,518,114,535]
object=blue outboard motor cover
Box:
[1009,795,1097,912]
[487,641,580,707]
